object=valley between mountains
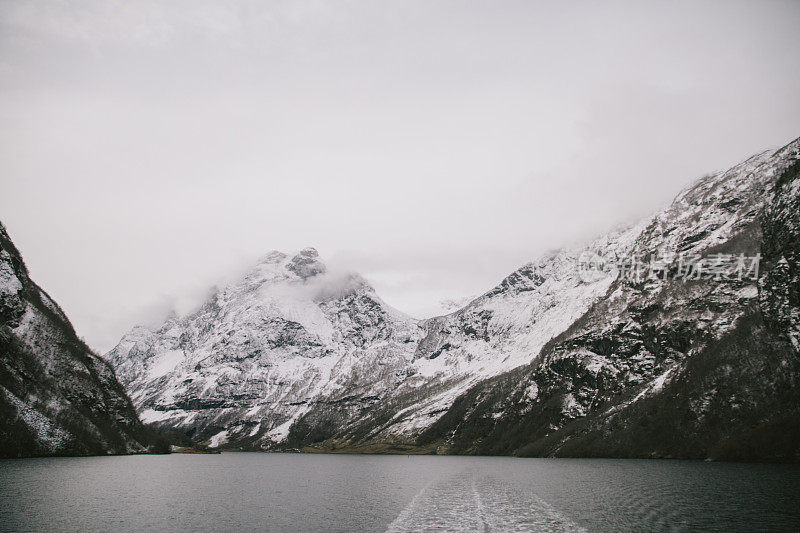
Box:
[3,137,799,460]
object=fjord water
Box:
[1,454,799,532]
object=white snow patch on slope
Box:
[0,250,22,295]
[147,350,184,379]
[1,387,70,451]
[209,430,229,448]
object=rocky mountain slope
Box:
[0,223,156,458]
[107,229,647,450]
[106,249,425,447]
[415,138,800,461]
[108,136,800,460]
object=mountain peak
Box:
[297,247,320,258]
[259,250,288,264]
[287,247,326,279]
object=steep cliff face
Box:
[0,223,154,458]
[760,158,800,350]
[415,139,800,461]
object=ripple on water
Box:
[385,470,586,533]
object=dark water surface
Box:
[1,453,799,532]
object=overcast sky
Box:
[1,0,799,352]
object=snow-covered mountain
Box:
[415,138,800,461]
[0,222,155,457]
[107,231,649,450]
[106,248,424,448]
[108,136,800,460]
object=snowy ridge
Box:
[410,138,800,460]
[107,138,800,456]
[107,247,424,447]
[108,221,648,447]
[366,221,649,439]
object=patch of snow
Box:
[147,349,184,379]
[1,387,69,451]
[737,285,758,299]
[525,382,539,401]
[266,417,297,443]
[139,408,184,423]
[0,250,22,295]
[208,430,229,448]
[561,393,586,418]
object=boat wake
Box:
[386,470,586,532]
